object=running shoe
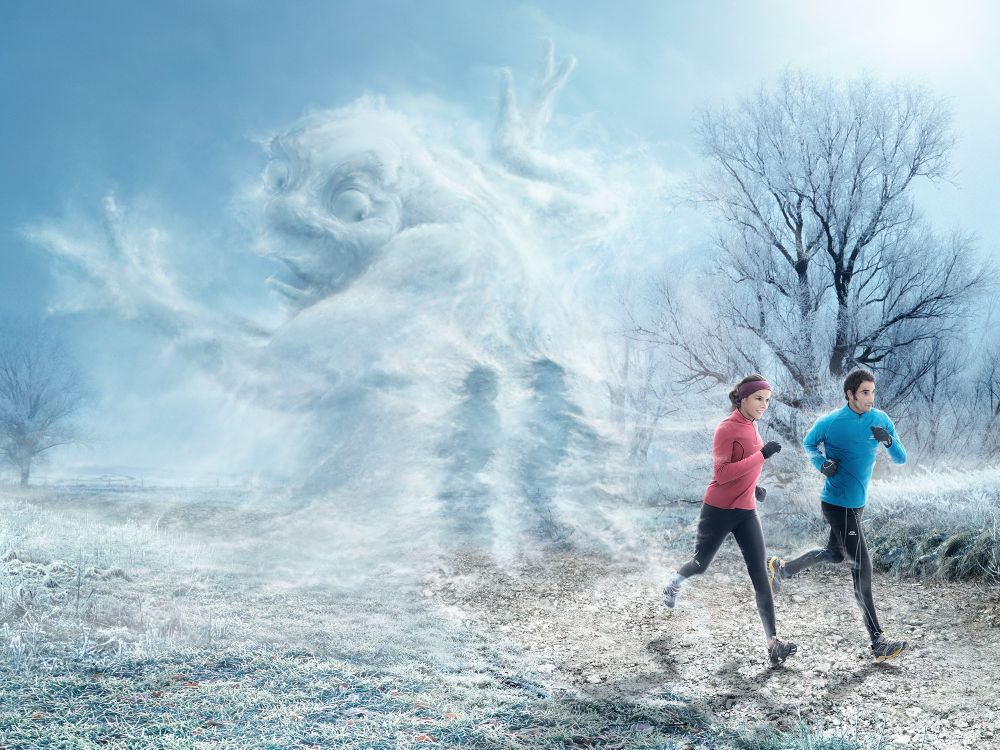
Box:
[871,637,907,663]
[768,637,798,666]
[767,555,786,594]
[663,584,682,609]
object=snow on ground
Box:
[0,483,997,749]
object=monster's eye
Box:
[330,189,371,222]
[264,160,290,192]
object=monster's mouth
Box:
[266,246,366,307]
[267,257,320,305]
[262,189,402,309]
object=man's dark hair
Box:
[843,369,875,399]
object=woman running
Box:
[663,374,797,666]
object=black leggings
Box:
[783,501,882,641]
[677,503,777,639]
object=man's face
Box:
[848,381,875,413]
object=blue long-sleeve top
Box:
[803,403,907,508]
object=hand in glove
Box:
[871,426,892,447]
[755,485,767,503]
[821,458,839,477]
[760,441,782,459]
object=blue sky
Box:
[2,0,997,477]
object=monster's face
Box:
[260,110,412,308]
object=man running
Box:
[767,369,909,663]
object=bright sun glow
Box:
[856,0,985,73]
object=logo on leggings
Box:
[848,530,857,536]
[693,560,703,567]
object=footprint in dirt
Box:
[646,637,681,676]
[822,661,885,700]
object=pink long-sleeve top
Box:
[703,409,765,510]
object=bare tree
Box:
[606,335,677,464]
[605,281,681,468]
[0,321,86,485]
[966,307,1000,458]
[641,72,989,442]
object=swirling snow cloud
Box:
[29,43,668,554]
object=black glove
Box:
[755,485,766,503]
[760,441,782,459]
[871,426,892,447]
[821,458,839,477]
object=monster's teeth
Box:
[267,275,312,302]
[280,256,310,281]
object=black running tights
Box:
[783,501,882,641]
[676,503,777,639]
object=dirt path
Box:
[7,486,998,747]
[426,547,1000,749]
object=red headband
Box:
[737,380,771,399]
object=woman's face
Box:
[741,388,771,419]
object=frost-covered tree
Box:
[643,72,989,441]
[606,336,675,465]
[0,321,85,485]
[964,315,1000,458]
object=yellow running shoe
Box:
[871,637,908,663]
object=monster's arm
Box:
[492,39,576,183]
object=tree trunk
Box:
[794,259,827,413]
[768,416,800,446]
[19,461,30,487]
[829,301,851,378]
